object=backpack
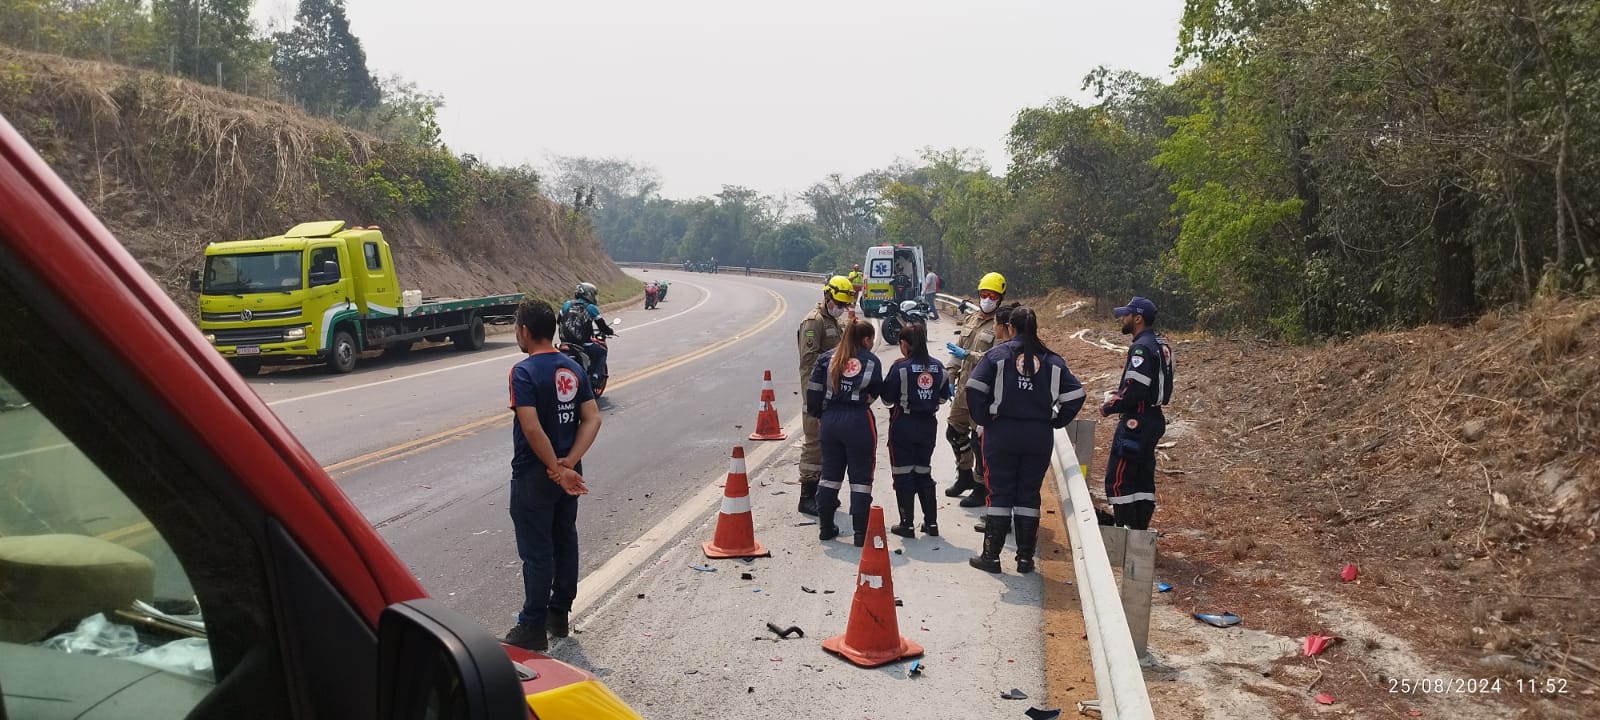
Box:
[560,302,593,344]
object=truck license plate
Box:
[236,346,260,356]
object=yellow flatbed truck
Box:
[191,220,522,374]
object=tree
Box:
[271,0,379,115]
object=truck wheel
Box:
[328,330,358,373]
[454,316,486,351]
[229,358,262,376]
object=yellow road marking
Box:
[92,288,788,546]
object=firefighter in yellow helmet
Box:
[795,275,855,515]
[942,271,1007,507]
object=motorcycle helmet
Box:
[576,282,598,304]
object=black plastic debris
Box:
[823,590,835,594]
[894,548,904,555]
[1024,707,1062,720]
[637,593,646,599]
[801,586,817,594]
[766,622,804,639]
[894,598,904,607]
[741,572,754,580]
[795,521,818,527]
[1001,688,1029,700]
[747,686,755,694]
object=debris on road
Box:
[1314,692,1334,705]
[1340,563,1359,582]
[689,565,717,572]
[1001,688,1029,700]
[1193,611,1241,628]
[1303,633,1338,656]
[741,572,754,580]
[1024,708,1062,720]
[905,659,923,677]
[801,586,817,594]
[1157,582,1172,592]
[795,520,818,527]
[766,622,804,639]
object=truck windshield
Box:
[203,251,302,294]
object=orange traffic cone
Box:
[702,445,771,559]
[822,506,924,668]
[748,370,787,441]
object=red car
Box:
[0,115,640,719]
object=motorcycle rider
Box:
[644,281,659,310]
[795,276,854,515]
[559,282,615,381]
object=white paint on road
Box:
[263,280,715,408]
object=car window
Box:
[309,246,341,280]
[363,242,382,271]
[0,275,287,719]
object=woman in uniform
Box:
[806,319,884,546]
[880,321,948,538]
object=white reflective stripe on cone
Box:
[720,495,753,515]
[729,457,747,474]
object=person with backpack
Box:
[559,282,615,380]
[964,306,1086,574]
[1101,296,1175,531]
[879,321,948,538]
[806,319,884,547]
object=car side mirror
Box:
[310,260,340,287]
[377,599,526,720]
[188,270,201,293]
[609,317,623,326]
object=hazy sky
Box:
[260,1,1186,199]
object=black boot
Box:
[944,468,978,497]
[959,481,988,508]
[797,483,818,516]
[890,490,916,538]
[547,609,570,638]
[852,513,869,547]
[818,514,839,541]
[1014,515,1040,574]
[503,621,547,651]
[916,487,939,536]
[969,516,1010,573]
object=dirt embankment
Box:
[0,46,628,309]
[1031,291,1598,719]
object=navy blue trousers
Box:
[888,411,937,493]
[981,419,1053,520]
[510,462,580,626]
[816,406,878,517]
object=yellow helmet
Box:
[825,276,855,304]
[978,272,1007,296]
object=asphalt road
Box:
[248,269,820,631]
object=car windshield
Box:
[202,252,301,294]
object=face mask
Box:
[979,298,998,314]
[829,305,847,318]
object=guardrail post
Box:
[1120,528,1157,658]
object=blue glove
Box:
[945,342,968,360]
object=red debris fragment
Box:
[1303,633,1337,656]
[1407,712,1422,717]
[1340,564,1358,582]
[1314,693,1334,705]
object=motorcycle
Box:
[655,281,669,302]
[559,318,621,398]
[873,299,930,346]
[644,283,660,310]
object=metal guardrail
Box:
[1054,421,1155,720]
[616,261,827,284]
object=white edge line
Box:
[265,280,715,408]
[0,441,73,462]
[569,411,805,621]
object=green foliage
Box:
[271,0,379,114]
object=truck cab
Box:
[0,115,637,719]
[860,244,925,316]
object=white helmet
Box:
[575,282,598,304]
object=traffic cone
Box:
[748,370,787,441]
[702,445,771,559]
[821,506,924,668]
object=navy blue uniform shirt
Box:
[509,350,595,474]
[1104,329,1174,416]
[965,338,1086,428]
[880,355,950,416]
[806,348,884,416]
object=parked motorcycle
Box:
[559,318,620,398]
[873,299,930,346]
